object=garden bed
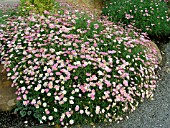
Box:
[0,0,169,128]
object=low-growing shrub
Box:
[0,5,159,127]
[19,0,59,15]
[102,0,170,37]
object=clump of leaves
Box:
[102,0,170,38]
[19,0,59,15]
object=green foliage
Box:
[162,0,170,8]
[1,9,159,126]
[1,3,159,127]
[19,0,59,15]
[20,110,27,117]
[14,101,41,121]
[102,0,170,37]
[0,6,19,25]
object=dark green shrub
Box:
[102,0,170,37]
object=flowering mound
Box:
[102,0,170,37]
[0,8,159,127]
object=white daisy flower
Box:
[54,108,58,112]
[63,97,68,102]
[97,70,103,75]
[42,116,46,120]
[43,66,47,71]
[69,100,74,104]
[43,102,47,107]
[80,110,84,114]
[48,116,53,120]
[47,92,51,96]
[55,96,60,100]
[69,119,74,125]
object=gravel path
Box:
[0,1,170,128]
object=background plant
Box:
[0,4,19,24]
[102,0,170,38]
[19,0,59,15]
